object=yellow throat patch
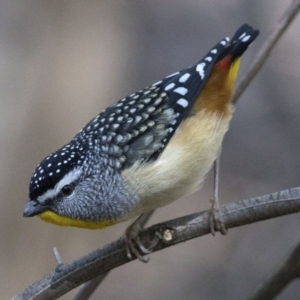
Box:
[38,211,116,229]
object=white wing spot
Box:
[220,40,226,46]
[205,56,212,62]
[154,98,163,105]
[135,116,142,123]
[225,37,230,42]
[147,106,155,113]
[242,35,250,42]
[165,83,175,91]
[196,62,206,79]
[139,125,147,132]
[147,120,155,127]
[211,49,217,54]
[179,73,190,83]
[174,87,188,96]
[177,98,189,108]
[239,32,246,39]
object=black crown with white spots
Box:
[29,24,259,200]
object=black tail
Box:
[218,24,259,62]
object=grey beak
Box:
[23,201,47,217]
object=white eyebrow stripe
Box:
[37,168,82,203]
[37,188,56,204]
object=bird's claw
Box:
[125,222,159,263]
[209,199,227,236]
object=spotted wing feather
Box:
[29,24,259,200]
[73,38,229,168]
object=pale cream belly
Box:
[122,108,233,221]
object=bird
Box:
[23,24,259,262]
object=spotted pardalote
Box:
[24,24,259,258]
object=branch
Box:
[13,187,300,300]
[248,235,300,300]
[232,0,300,104]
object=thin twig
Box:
[12,187,300,300]
[52,247,62,266]
[248,239,300,300]
[232,0,300,103]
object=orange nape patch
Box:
[38,211,116,229]
[191,56,241,114]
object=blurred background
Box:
[1,0,300,299]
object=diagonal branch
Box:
[12,187,300,300]
[248,230,300,300]
[232,0,300,104]
[73,210,154,300]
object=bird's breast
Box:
[122,106,233,219]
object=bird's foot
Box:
[209,199,227,236]
[125,220,159,263]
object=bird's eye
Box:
[61,185,73,196]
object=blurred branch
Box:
[248,239,300,300]
[12,187,300,300]
[73,273,108,300]
[232,0,300,103]
[73,210,154,300]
